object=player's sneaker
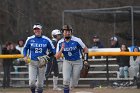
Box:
[53,87,62,91]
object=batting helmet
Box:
[61,25,73,33]
[51,29,61,38]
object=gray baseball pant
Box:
[28,60,46,89]
[63,59,83,88]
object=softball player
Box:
[55,25,88,93]
[23,23,55,93]
[45,29,62,90]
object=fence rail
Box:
[0,52,140,59]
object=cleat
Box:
[53,87,62,91]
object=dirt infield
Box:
[0,87,140,93]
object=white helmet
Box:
[51,29,61,38]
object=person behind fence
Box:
[15,39,27,85]
[129,46,140,79]
[117,44,130,78]
[16,39,25,55]
[23,23,55,93]
[2,41,20,88]
[91,35,104,59]
[45,29,62,90]
[10,42,21,85]
[92,35,104,49]
[10,42,21,60]
[55,25,88,93]
[2,41,13,88]
[110,36,120,48]
[15,39,26,65]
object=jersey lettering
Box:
[64,46,77,51]
[31,43,47,47]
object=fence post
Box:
[106,56,109,86]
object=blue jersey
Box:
[23,35,55,61]
[56,36,86,61]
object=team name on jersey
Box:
[64,46,77,51]
[31,43,47,47]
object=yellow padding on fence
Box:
[0,52,140,58]
[88,52,140,57]
[0,54,23,58]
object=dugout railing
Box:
[0,48,140,87]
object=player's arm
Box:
[77,38,89,64]
[55,42,64,59]
[83,46,88,64]
[47,39,56,57]
[23,38,30,63]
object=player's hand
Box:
[84,61,88,65]
[60,43,65,51]
[23,56,30,64]
[55,43,65,59]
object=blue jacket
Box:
[23,35,55,61]
[57,36,86,61]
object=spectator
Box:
[110,36,120,48]
[2,41,12,88]
[2,41,20,88]
[117,44,130,78]
[92,35,104,49]
[16,39,25,55]
[129,46,140,78]
[10,42,21,85]
[91,35,104,59]
[110,36,120,58]
[15,39,25,65]
[10,42,21,55]
[15,39,28,86]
